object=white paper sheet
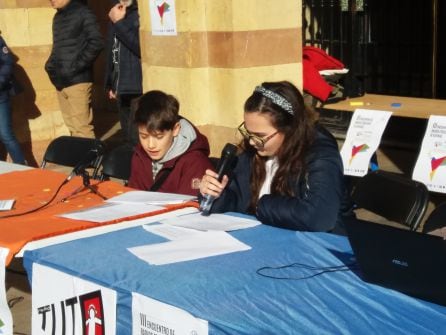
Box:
[58,202,164,223]
[143,223,205,240]
[132,292,208,335]
[413,115,446,193]
[0,199,15,211]
[128,231,251,265]
[160,212,261,231]
[106,190,196,205]
[340,109,392,176]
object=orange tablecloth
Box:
[0,169,197,265]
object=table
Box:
[0,161,32,174]
[23,217,446,334]
[0,168,199,265]
[0,165,199,333]
[322,94,446,119]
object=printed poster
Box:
[32,263,117,335]
[0,247,12,335]
[413,115,446,193]
[132,292,208,335]
[340,109,392,176]
[150,0,177,36]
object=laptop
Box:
[345,219,446,306]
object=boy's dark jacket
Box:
[104,0,142,96]
[45,0,104,90]
[128,123,213,196]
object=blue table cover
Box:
[24,218,446,334]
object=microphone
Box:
[200,143,238,216]
[67,146,104,181]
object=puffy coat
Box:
[45,0,104,90]
[211,125,353,234]
[128,123,214,196]
[104,0,142,96]
[0,36,13,103]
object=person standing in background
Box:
[0,33,26,164]
[45,0,103,138]
[105,0,142,144]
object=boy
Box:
[128,90,214,195]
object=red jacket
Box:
[128,127,213,196]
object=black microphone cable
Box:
[256,261,358,281]
[0,177,70,220]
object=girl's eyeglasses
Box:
[237,122,278,148]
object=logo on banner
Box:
[156,1,170,24]
[80,291,105,335]
[36,290,105,334]
[430,155,446,179]
[349,143,369,165]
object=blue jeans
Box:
[0,99,26,164]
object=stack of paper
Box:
[58,203,164,223]
[106,190,196,205]
[128,230,251,265]
[160,212,261,231]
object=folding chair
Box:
[350,170,429,231]
[41,136,106,179]
[99,144,134,185]
[422,202,446,233]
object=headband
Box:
[254,86,294,115]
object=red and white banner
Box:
[32,263,117,335]
[0,247,13,334]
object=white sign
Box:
[340,109,392,176]
[0,247,13,335]
[32,263,117,335]
[150,0,177,36]
[132,292,208,335]
[413,115,446,193]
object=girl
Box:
[200,81,352,234]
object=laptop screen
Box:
[345,219,446,306]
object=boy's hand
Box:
[109,4,126,23]
[108,89,117,100]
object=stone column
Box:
[139,0,302,155]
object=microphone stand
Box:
[60,169,108,202]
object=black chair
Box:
[422,202,446,233]
[350,170,429,231]
[99,144,134,185]
[41,136,106,179]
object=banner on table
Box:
[340,109,392,176]
[413,115,446,193]
[32,263,117,335]
[150,0,177,36]
[132,292,208,335]
[0,247,12,335]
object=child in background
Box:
[128,90,213,195]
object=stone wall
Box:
[0,0,303,163]
[0,0,112,165]
[138,0,302,156]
